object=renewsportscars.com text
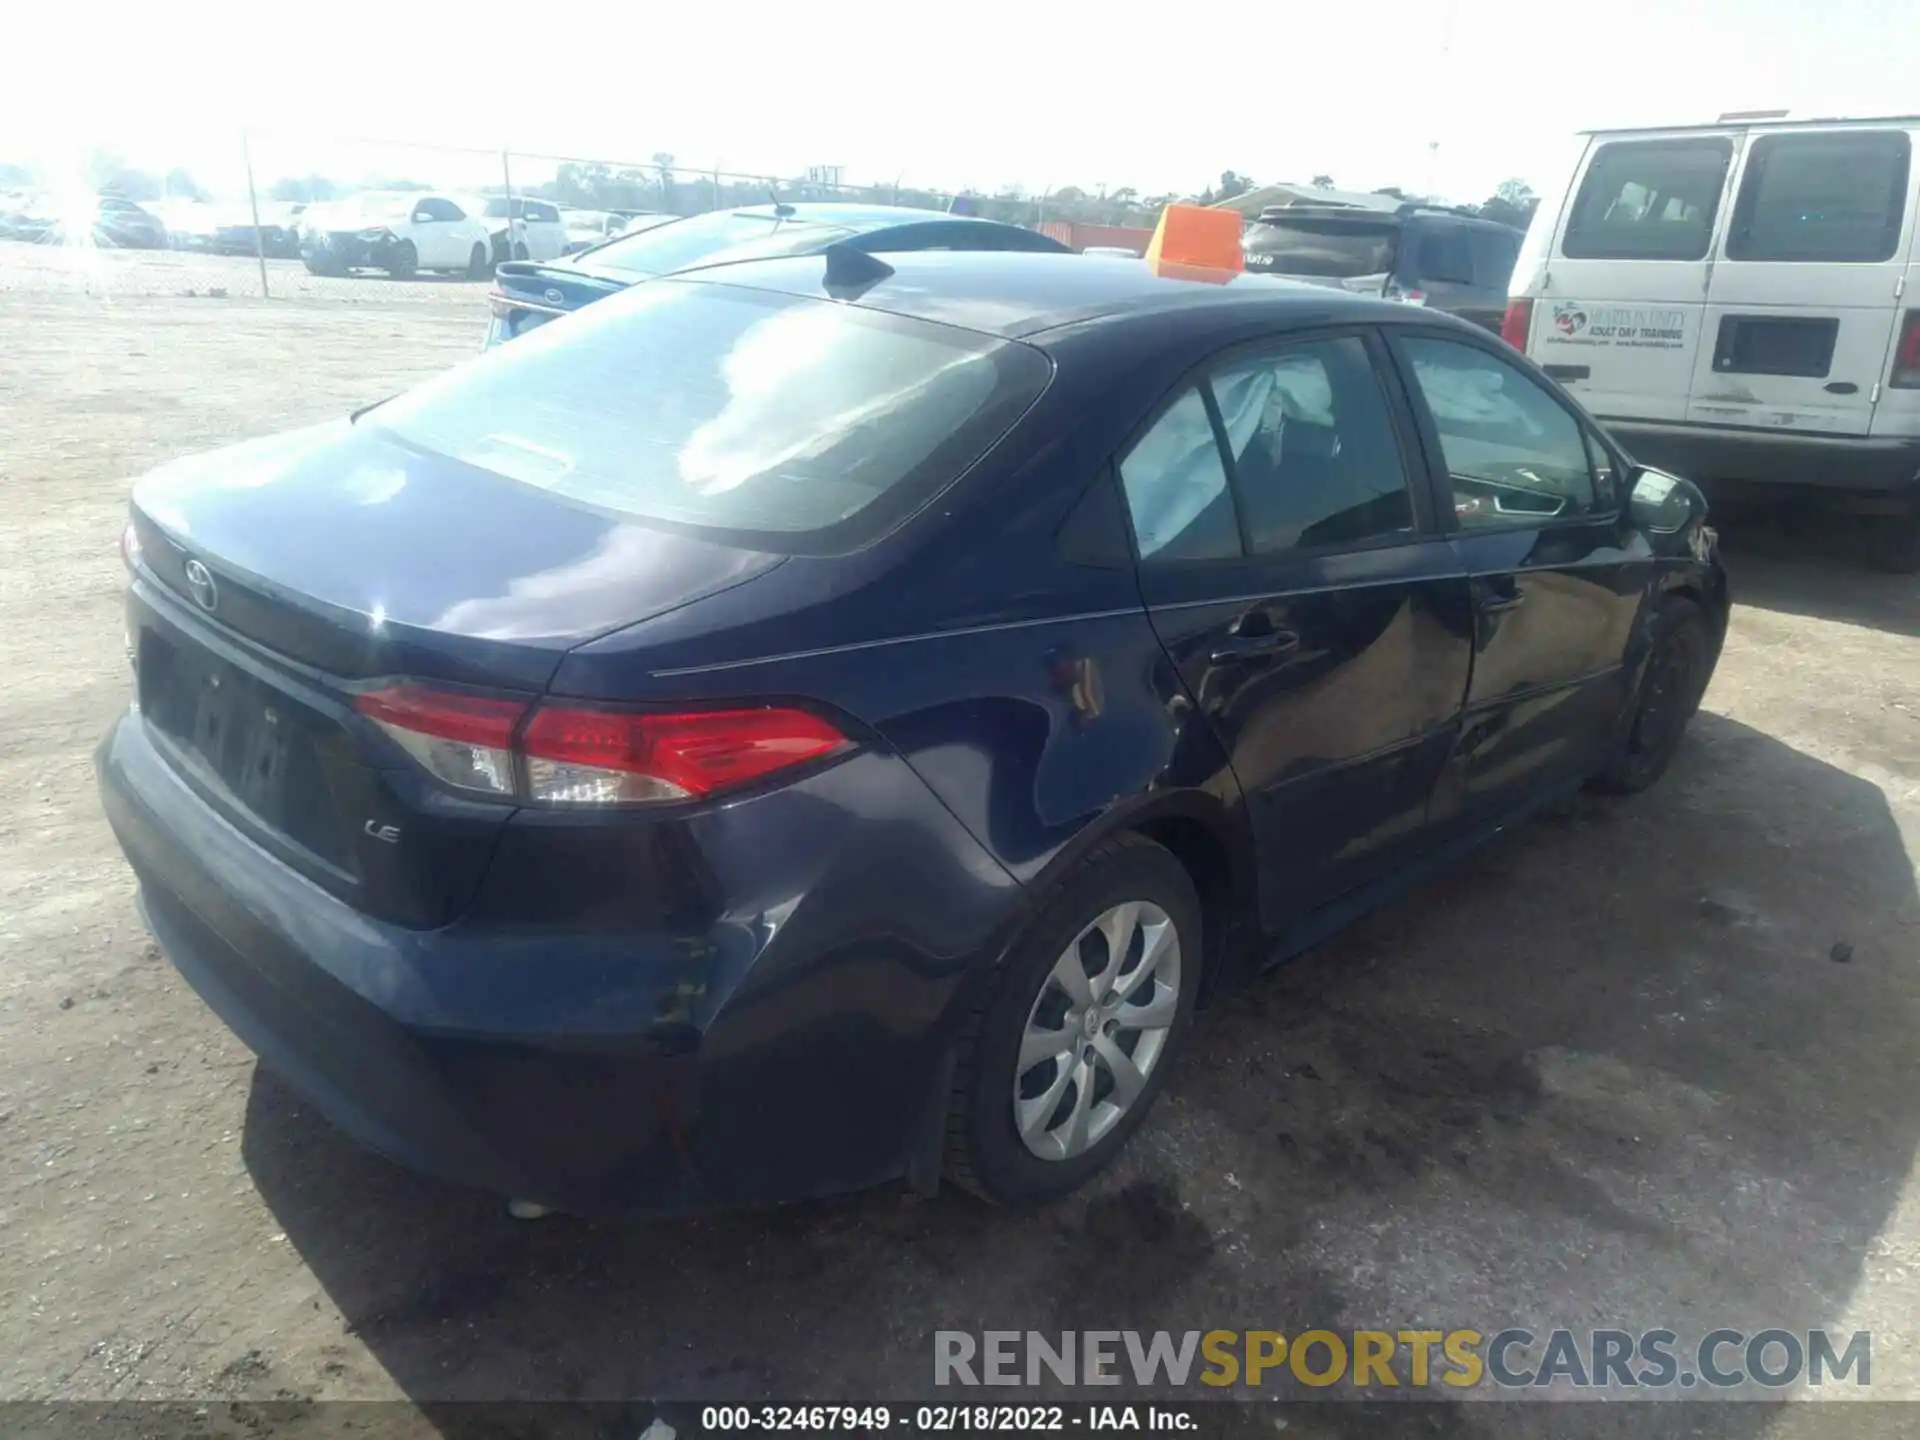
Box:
[933,1328,1871,1391]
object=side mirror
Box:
[1628,466,1706,536]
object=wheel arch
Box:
[1012,787,1260,1010]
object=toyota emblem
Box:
[543,287,565,305]
[183,558,218,612]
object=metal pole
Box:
[501,148,515,262]
[241,129,269,298]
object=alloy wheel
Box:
[1012,900,1181,1161]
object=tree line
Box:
[5,151,1540,232]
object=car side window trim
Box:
[1109,324,1447,571]
[1381,325,1619,535]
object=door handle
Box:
[1209,631,1301,665]
[1824,381,1859,394]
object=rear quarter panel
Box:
[550,316,1271,936]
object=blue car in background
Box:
[483,201,1071,347]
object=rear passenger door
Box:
[1389,330,1647,831]
[1532,132,1738,421]
[1118,330,1476,932]
[1690,127,1914,436]
[1402,221,1481,323]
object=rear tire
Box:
[1593,597,1710,794]
[385,241,417,280]
[944,834,1201,1207]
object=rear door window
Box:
[1407,226,1474,286]
[1726,130,1911,263]
[416,197,464,222]
[1471,228,1520,289]
[1246,218,1399,278]
[1208,337,1415,554]
[1561,138,1734,260]
[370,281,1050,551]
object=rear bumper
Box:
[1609,419,1920,495]
[98,707,1024,1215]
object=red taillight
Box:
[1500,298,1533,353]
[521,705,848,805]
[355,684,528,797]
[1891,310,1920,388]
[353,684,847,806]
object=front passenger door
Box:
[1120,331,1476,933]
[1390,332,1648,834]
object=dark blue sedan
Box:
[482,201,1071,347]
[98,249,1728,1216]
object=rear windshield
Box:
[1245,218,1398,278]
[369,281,1050,550]
[584,211,848,276]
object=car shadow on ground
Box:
[1712,502,1920,638]
[239,711,1919,1439]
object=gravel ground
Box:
[2,252,1918,1437]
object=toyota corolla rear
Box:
[98,275,1051,1214]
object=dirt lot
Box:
[2,244,1919,1437]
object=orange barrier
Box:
[1143,204,1245,282]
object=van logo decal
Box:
[1547,301,1686,350]
[1553,304,1589,337]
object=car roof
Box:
[724,202,1008,229]
[677,249,1407,341]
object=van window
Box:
[1726,130,1912,264]
[1561,138,1733,261]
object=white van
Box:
[1505,112,1920,568]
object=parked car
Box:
[6,193,169,248]
[1506,112,1920,570]
[476,196,569,264]
[301,191,492,279]
[99,247,1727,1216]
[169,201,302,259]
[560,208,667,254]
[1242,202,1522,332]
[482,202,1071,347]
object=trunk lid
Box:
[131,420,782,689]
[487,260,631,344]
[128,419,784,927]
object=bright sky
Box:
[5,0,1916,206]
